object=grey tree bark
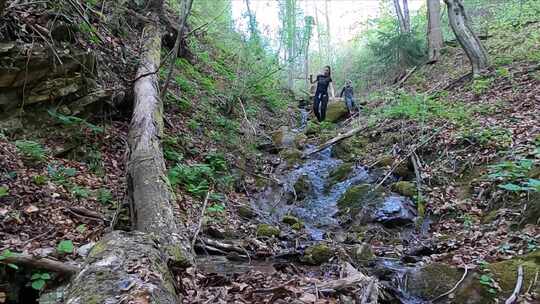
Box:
[66,7,192,302]
[427,0,444,62]
[444,0,489,75]
[127,19,192,267]
[393,0,411,33]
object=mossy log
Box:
[65,231,179,304]
[65,18,191,303]
[126,20,192,267]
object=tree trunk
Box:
[324,0,332,64]
[0,0,6,16]
[393,0,410,33]
[127,20,192,267]
[444,0,489,75]
[427,0,444,62]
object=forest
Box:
[0,0,538,303]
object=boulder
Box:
[279,148,303,167]
[331,136,368,162]
[489,250,540,297]
[282,215,303,226]
[302,244,333,265]
[391,181,417,197]
[238,205,255,219]
[405,263,489,303]
[372,196,417,226]
[256,224,280,238]
[350,243,375,266]
[337,184,373,210]
[271,126,299,150]
[293,174,312,200]
[327,163,354,188]
[325,101,348,123]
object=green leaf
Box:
[41,273,51,280]
[498,183,524,191]
[31,279,46,290]
[57,240,74,254]
[479,274,491,283]
[0,249,13,259]
[0,186,9,197]
[7,263,18,270]
[31,273,42,280]
[76,224,87,233]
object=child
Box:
[340,80,357,115]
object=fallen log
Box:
[65,231,179,304]
[65,14,188,304]
[126,18,192,266]
[0,253,79,276]
[302,123,375,158]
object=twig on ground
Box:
[1,253,79,276]
[372,126,445,192]
[191,190,211,257]
[505,265,524,304]
[431,266,468,302]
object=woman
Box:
[310,66,335,122]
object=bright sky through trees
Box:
[232,0,424,48]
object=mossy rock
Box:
[327,163,354,188]
[279,148,303,167]
[325,102,348,123]
[294,174,312,200]
[238,205,255,219]
[391,181,416,197]
[331,136,368,161]
[282,215,302,226]
[406,263,489,303]
[302,244,333,265]
[294,133,308,148]
[291,222,304,230]
[350,243,374,265]
[305,121,320,136]
[395,162,414,179]
[376,155,394,167]
[489,251,540,297]
[337,184,373,210]
[256,224,280,238]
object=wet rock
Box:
[293,174,312,200]
[279,148,303,167]
[373,196,417,226]
[350,243,375,266]
[377,155,394,167]
[302,244,333,265]
[325,101,348,123]
[256,224,280,238]
[291,222,304,230]
[327,163,354,188]
[238,205,255,219]
[489,251,540,297]
[391,181,417,197]
[282,215,302,226]
[331,136,368,161]
[337,184,372,210]
[294,133,308,149]
[305,121,320,136]
[76,242,95,257]
[271,126,296,149]
[406,263,488,302]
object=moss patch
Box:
[302,244,333,265]
[282,215,302,226]
[337,184,372,210]
[489,251,540,296]
[294,174,312,200]
[391,181,416,197]
[238,205,255,219]
[327,163,354,188]
[279,148,302,167]
[256,224,280,238]
[325,102,348,123]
